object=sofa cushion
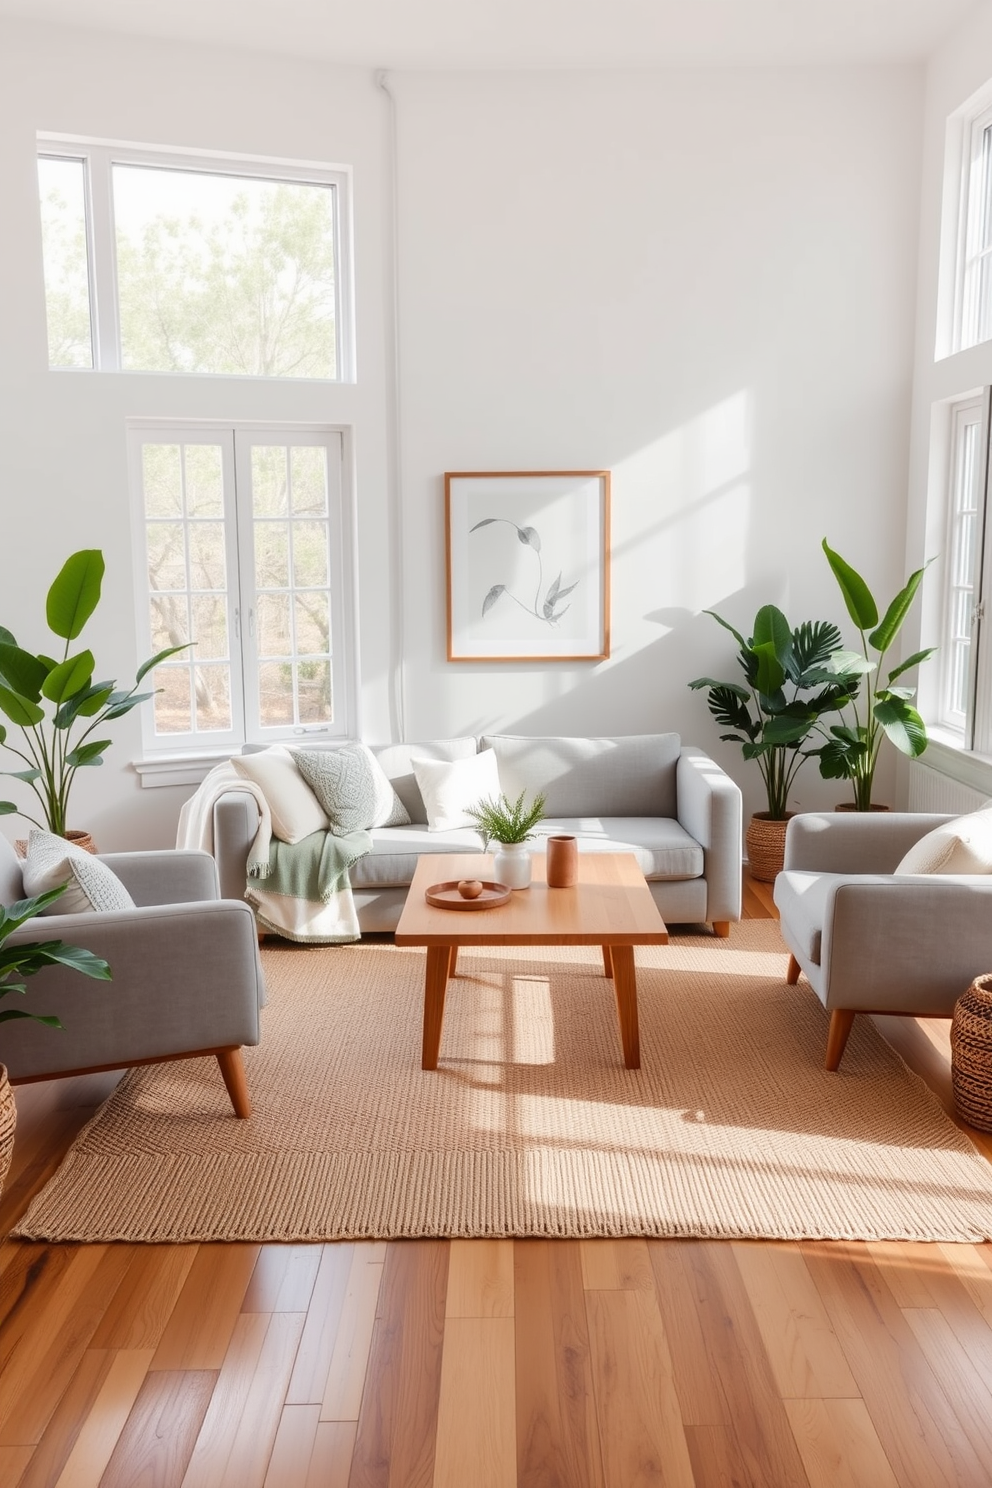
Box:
[481,734,680,818]
[411,749,502,832]
[894,806,992,876]
[232,746,328,843]
[293,743,410,833]
[370,738,478,824]
[350,826,484,888]
[534,818,703,880]
[773,870,840,965]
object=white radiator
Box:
[908,761,987,815]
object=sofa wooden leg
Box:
[786,954,801,985]
[216,1048,252,1118]
[825,1010,856,1072]
[712,921,730,938]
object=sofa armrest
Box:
[3,898,265,1080]
[783,812,954,875]
[817,874,992,1013]
[676,746,742,922]
[97,849,220,906]
[212,791,262,900]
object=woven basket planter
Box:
[14,829,97,859]
[951,976,992,1132]
[745,812,793,883]
[0,1067,15,1198]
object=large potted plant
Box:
[812,540,934,810]
[0,882,112,1192]
[466,790,547,890]
[0,550,186,842]
[690,605,859,880]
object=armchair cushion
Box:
[894,806,992,876]
[22,829,135,915]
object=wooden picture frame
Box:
[445,470,611,662]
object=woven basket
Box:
[0,1067,15,1197]
[745,812,793,883]
[951,975,992,1132]
[14,829,97,859]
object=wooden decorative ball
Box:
[457,879,484,899]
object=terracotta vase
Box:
[546,835,578,888]
[745,812,794,883]
[0,1067,15,1198]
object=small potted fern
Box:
[466,790,546,890]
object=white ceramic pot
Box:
[493,841,531,890]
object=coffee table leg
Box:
[422,945,451,1070]
[610,945,640,1069]
[602,945,614,979]
[448,946,458,978]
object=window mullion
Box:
[970,390,992,754]
[232,432,261,744]
[85,147,121,371]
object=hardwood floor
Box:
[3,875,992,1486]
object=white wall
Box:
[0,23,924,845]
[393,66,923,819]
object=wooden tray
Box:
[425,880,511,910]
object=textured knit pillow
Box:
[22,829,136,914]
[231,746,329,844]
[411,749,502,832]
[293,744,411,835]
[894,807,992,875]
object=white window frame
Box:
[128,418,360,757]
[938,395,987,738]
[37,135,356,382]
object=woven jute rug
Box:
[15,921,992,1242]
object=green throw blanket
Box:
[246,828,372,944]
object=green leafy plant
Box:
[466,790,547,846]
[811,540,934,810]
[0,550,188,835]
[689,605,860,819]
[1,883,112,1031]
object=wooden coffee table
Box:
[395,851,669,1071]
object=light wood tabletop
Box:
[395,851,669,1071]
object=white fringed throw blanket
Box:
[177,763,371,943]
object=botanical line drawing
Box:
[470,517,578,628]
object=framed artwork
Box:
[445,470,611,662]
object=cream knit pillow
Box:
[894,806,992,875]
[231,746,329,844]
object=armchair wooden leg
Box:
[216,1048,252,1118]
[712,921,730,938]
[825,1010,856,1072]
[786,954,801,985]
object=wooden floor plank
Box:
[580,1239,654,1293]
[445,1240,514,1318]
[100,1370,217,1488]
[584,1287,694,1488]
[647,1241,729,1429]
[432,1317,516,1488]
[307,1421,357,1488]
[49,1347,154,1488]
[243,1245,323,1315]
[12,1349,115,1488]
[91,1245,199,1349]
[683,1424,753,1488]
[286,1245,355,1406]
[0,1244,78,1365]
[263,1403,322,1488]
[673,1242,812,1488]
[179,1312,271,1488]
[937,1242,992,1329]
[348,1240,448,1488]
[784,1398,900,1488]
[320,1249,385,1421]
[151,1244,260,1372]
[732,1241,859,1400]
[903,1307,992,1476]
[216,1312,307,1488]
[0,1244,132,1446]
[803,1240,987,1488]
[0,1444,34,1483]
[514,1239,604,1488]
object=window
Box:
[129,422,356,751]
[940,397,985,734]
[38,139,354,379]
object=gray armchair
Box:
[0,835,265,1117]
[773,812,992,1070]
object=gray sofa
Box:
[211,732,743,934]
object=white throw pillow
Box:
[894,806,992,875]
[22,829,136,915]
[231,746,329,844]
[293,744,411,834]
[411,749,502,832]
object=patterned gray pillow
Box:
[22,829,136,914]
[293,744,411,835]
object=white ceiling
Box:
[0,0,982,69]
